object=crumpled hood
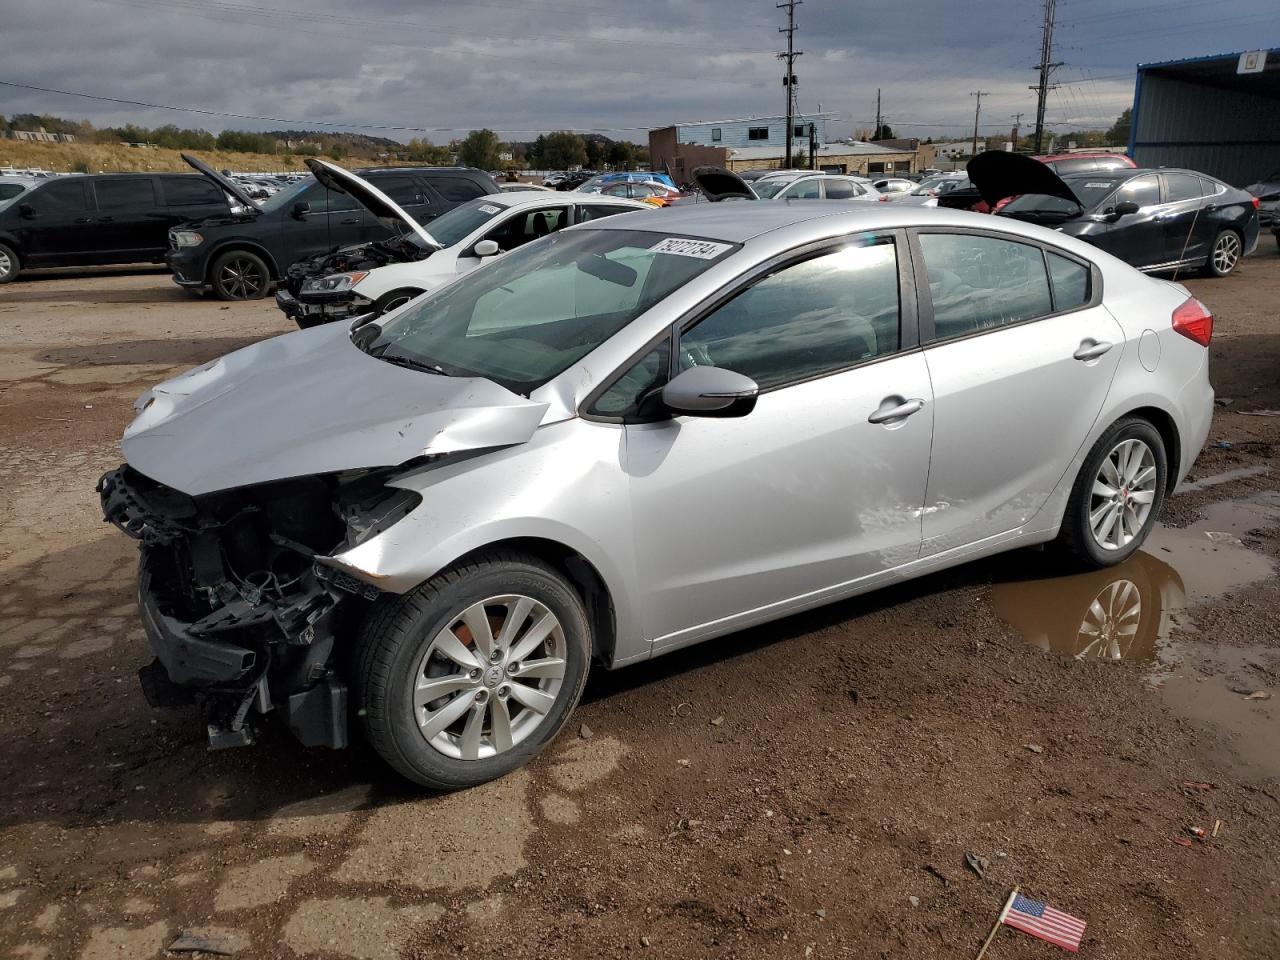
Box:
[122,324,549,496]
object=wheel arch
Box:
[1122,405,1181,494]
[447,537,619,668]
[205,240,281,282]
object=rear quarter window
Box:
[160,176,224,206]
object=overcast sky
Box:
[2,0,1277,143]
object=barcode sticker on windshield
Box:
[478,204,501,214]
[1083,182,1112,189]
[649,237,733,259]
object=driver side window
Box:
[677,238,901,391]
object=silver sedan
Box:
[102,203,1214,789]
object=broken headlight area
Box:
[98,465,422,750]
[283,235,432,297]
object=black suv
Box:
[0,173,230,283]
[167,155,499,300]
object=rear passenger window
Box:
[824,180,858,199]
[161,177,223,206]
[1163,173,1202,203]
[1047,252,1090,311]
[678,238,900,390]
[919,233,1053,340]
[431,177,488,203]
[96,178,157,209]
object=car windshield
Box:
[577,176,605,194]
[361,228,739,394]
[416,197,506,248]
[1001,177,1117,217]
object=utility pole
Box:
[1031,0,1062,154]
[777,1,802,168]
[1011,112,1023,149]
[970,90,987,159]
[874,88,882,140]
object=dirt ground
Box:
[0,251,1278,960]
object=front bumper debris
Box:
[98,465,379,751]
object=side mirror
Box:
[661,366,758,418]
[18,203,36,219]
[291,200,311,221]
[1112,200,1140,219]
[472,239,501,258]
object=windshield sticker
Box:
[1083,182,1113,189]
[649,237,733,259]
[478,204,501,214]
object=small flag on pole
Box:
[1003,892,1087,952]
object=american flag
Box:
[1002,893,1087,952]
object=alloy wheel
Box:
[1212,232,1241,275]
[218,257,266,298]
[0,250,12,279]
[411,594,567,761]
[1075,578,1141,659]
[1089,438,1158,551]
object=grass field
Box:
[0,140,380,174]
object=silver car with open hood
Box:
[101,194,1214,789]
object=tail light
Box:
[879,195,890,202]
[1252,196,1261,209]
[1172,296,1213,346]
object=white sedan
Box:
[278,162,651,327]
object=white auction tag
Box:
[478,204,501,214]
[649,237,733,259]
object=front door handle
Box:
[74,217,93,223]
[339,217,361,225]
[868,397,925,424]
[1073,339,1114,361]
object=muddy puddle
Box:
[992,492,1280,780]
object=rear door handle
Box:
[868,397,925,424]
[74,217,93,223]
[98,216,114,223]
[1073,339,1114,361]
[339,217,361,225]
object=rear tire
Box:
[1204,229,1243,277]
[210,250,271,300]
[1054,417,1168,569]
[373,288,424,318]
[356,552,591,790]
[0,243,20,283]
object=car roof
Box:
[495,190,649,209]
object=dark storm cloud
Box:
[2,0,1277,141]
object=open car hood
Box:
[122,324,547,496]
[966,150,1082,208]
[304,158,442,250]
[690,165,758,202]
[181,153,261,212]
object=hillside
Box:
[0,140,383,175]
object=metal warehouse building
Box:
[1131,49,1280,187]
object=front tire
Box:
[1055,417,1167,569]
[373,288,423,318]
[356,552,591,790]
[0,243,20,283]
[210,250,271,300]
[1204,229,1243,277]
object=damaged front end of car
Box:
[99,464,420,750]
[277,238,433,326]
